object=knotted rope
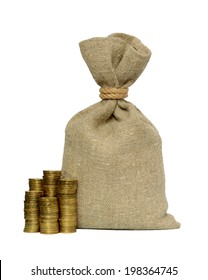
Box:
[99,87,128,100]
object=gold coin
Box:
[40,231,59,234]
[40,225,59,229]
[43,170,61,175]
[59,179,78,185]
[59,212,77,215]
[24,202,39,207]
[59,209,77,214]
[25,190,43,195]
[24,215,39,220]
[59,209,77,213]
[29,187,43,191]
[44,183,59,187]
[29,178,43,187]
[59,220,77,225]
[40,216,59,220]
[39,197,58,202]
[58,196,77,201]
[24,210,39,215]
[60,227,77,231]
[29,178,43,182]
[39,206,58,211]
[24,228,39,233]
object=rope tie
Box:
[99,87,128,100]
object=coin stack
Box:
[43,170,61,197]
[29,178,44,192]
[39,197,59,234]
[58,179,78,233]
[24,191,43,233]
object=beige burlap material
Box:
[62,33,180,229]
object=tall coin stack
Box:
[39,197,59,234]
[43,170,61,197]
[24,190,43,233]
[58,179,78,233]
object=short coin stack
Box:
[58,179,78,233]
[24,190,43,233]
[43,170,61,197]
[29,178,44,192]
[39,197,59,234]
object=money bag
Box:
[62,33,180,230]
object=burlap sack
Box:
[62,33,180,230]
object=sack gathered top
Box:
[62,33,180,230]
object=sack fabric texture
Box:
[62,33,180,230]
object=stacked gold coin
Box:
[39,197,59,234]
[58,179,78,233]
[24,191,43,233]
[29,178,44,192]
[43,170,61,197]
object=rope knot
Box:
[99,87,128,100]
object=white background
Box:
[0,0,208,279]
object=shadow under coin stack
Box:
[43,170,61,197]
[58,179,78,233]
[39,197,59,234]
[24,190,43,233]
